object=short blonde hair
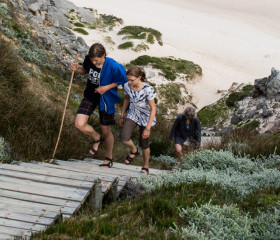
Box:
[183,107,196,119]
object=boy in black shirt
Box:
[71,43,126,167]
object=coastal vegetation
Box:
[118,41,134,49]
[118,25,163,45]
[129,55,202,81]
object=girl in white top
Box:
[120,66,156,174]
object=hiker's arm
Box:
[70,63,87,74]
[120,95,130,127]
[142,99,156,139]
[95,83,119,95]
[169,116,180,141]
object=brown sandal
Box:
[140,167,149,174]
[124,148,140,165]
[99,157,113,168]
[88,135,104,157]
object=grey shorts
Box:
[121,118,150,149]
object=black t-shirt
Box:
[83,55,101,102]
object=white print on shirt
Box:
[88,68,100,85]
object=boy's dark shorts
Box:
[77,98,115,126]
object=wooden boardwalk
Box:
[0,159,168,240]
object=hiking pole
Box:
[52,54,79,160]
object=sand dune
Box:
[67,0,280,109]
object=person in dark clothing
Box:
[169,107,201,163]
[70,43,126,168]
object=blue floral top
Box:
[124,82,156,127]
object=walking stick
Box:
[52,54,79,160]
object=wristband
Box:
[145,128,150,132]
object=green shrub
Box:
[118,25,162,45]
[118,41,133,50]
[74,22,85,27]
[130,55,202,81]
[73,28,89,35]
[226,84,253,107]
[133,43,149,52]
[147,33,154,44]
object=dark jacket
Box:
[169,114,201,145]
[99,57,127,114]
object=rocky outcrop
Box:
[229,68,280,133]
[252,68,280,100]
[8,0,97,65]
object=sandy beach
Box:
[67,0,280,109]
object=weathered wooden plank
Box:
[52,160,143,178]
[0,189,80,209]
[0,210,55,225]
[0,218,46,232]
[0,233,14,240]
[0,203,58,219]
[0,176,88,202]
[0,225,31,238]
[83,158,170,175]
[0,168,93,189]
[0,196,76,216]
[25,163,133,183]
[0,163,118,182]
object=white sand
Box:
[67,0,280,109]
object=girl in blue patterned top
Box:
[120,66,156,174]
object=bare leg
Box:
[175,144,183,163]
[101,125,114,163]
[122,139,138,164]
[75,114,101,154]
[185,145,192,154]
[141,148,150,173]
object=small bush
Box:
[226,84,253,107]
[118,41,133,50]
[73,28,89,35]
[130,55,202,81]
[133,43,149,52]
[74,22,85,27]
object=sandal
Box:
[140,167,149,174]
[88,135,104,157]
[99,157,113,168]
[124,148,140,165]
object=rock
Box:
[76,8,97,24]
[45,6,71,28]
[228,82,239,92]
[266,68,280,99]
[246,109,257,119]
[272,103,280,109]
[231,113,241,125]
[237,108,244,114]
[257,101,266,110]
[28,2,42,14]
[77,36,88,48]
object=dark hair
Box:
[88,43,106,58]
[183,107,196,119]
[126,66,146,82]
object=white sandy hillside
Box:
[67,0,280,110]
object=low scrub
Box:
[118,41,133,49]
[73,27,89,35]
[129,55,202,81]
[118,25,163,45]
[226,84,254,107]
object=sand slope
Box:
[67,0,280,109]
